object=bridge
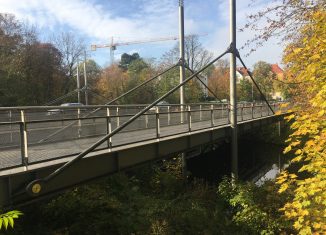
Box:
[0,0,291,209]
[0,102,287,207]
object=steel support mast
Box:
[179,0,187,176]
[230,0,238,180]
[179,0,185,123]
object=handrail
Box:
[0,102,286,172]
[0,101,285,111]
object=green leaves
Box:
[0,210,23,230]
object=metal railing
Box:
[0,102,285,170]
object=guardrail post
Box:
[9,110,13,143]
[106,108,112,148]
[210,104,214,127]
[260,104,263,117]
[145,112,149,128]
[167,106,171,125]
[221,104,224,119]
[61,110,64,126]
[199,104,202,121]
[156,107,160,138]
[241,104,244,121]
[77,108,81,138]
[228,103,231,124]
[251,103,254,119]
[188,105,192,132]
[20,110,28,166]
[116,107,120,127]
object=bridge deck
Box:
[0,103,282,172]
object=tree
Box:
[155,66,180,104]
[124,58,156,104]
[238,79,252,101]
[244,2,325,233]
[242,0,326,54]
[207,59,229,100]
[252,61,273,100]
[51,32,85,94]
[96,64,128,102]
[276,9,326,234]
[0,13,66,106]
[161,35,213,75]
[119,53,140,70]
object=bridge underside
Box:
[0,115,284,208]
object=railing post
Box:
[77,108,81,138]
[260,104,263,117]
[145,112,149,128]
[241,104,244,121]
[156,107,160,138]
[251,103,254,119]
[221,104,224,119]
[228,103,231,124]
[188,105,192,132]
[116,107,120,127]
[106,107,112,148]
[20,110,28,166]
[210,104,214,127]
[167,106,171,125]
[199,104,202,121]
[61,110,64,127]
[9,110,13,143]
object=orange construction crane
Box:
[91,34,207,64]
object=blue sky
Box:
[1,0,283,68]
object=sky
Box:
[0,0,284,68]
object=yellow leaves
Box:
[278,183,289,193]
[312,222,321,229]
[293,48,303,54]
[285,114,295,121]
[292,141,301,147]
[310,54,320,60]
[280,103,289,108]
[284,145,292,154]
[289,174,298,179]
[278,9,326,235]
[292,155,303,162]
[317,109,325,117]
[295,149,302,155]
[305,140,315,148]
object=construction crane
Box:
[91,34,207,65]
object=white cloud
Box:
[0,0,283,67]
[0,0,180,39]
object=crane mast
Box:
[91,34,206,64]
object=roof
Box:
[236,67,249,76]
[271,64,284,74]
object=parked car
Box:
[46,103,84,116]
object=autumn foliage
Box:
[276,9,326,234]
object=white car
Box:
[149,101,170,112]
[46,103,84,116]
